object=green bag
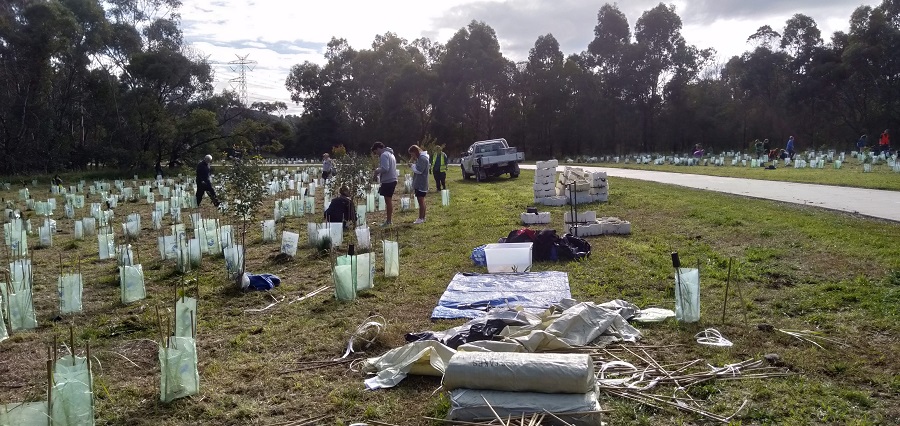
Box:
[383,240,400,278]
[0,295,8,342]
[333,264,356,301]
[7,283,37,331]
[58,273,83,314]
[98,233,115,260]
[119,265,146,304]
[674,268,700,323]
[159,337,200,403]
[175,297,198,338]
[356,205,367,226]
[51,355,94,425]
[366,193,375,213]
[336,253,375,291]
[0,402,48,425]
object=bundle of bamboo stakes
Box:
[592,345,792,423]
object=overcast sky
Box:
[180,0,876,114]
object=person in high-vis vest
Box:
[431,145,448,191]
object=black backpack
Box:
[557,234,591,260]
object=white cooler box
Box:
[483,242,533,273]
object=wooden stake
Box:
[69,325,75,364]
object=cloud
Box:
[431,0,656,61]
[176,0,873,115]
[680,0,862,25]
[430,0,872,62]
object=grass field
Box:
[569,159,900,191]
[1,167,898,425]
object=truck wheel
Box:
[509,163,520,178]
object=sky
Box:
[180,0,877,115]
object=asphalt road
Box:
[519,164,900,222]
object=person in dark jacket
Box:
[324,186,354,228]
[196,154,220,207]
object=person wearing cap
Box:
[196,154,220,207]
[371,141,397,226]
[322,153,334,180]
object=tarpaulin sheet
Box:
[431,272,571,320]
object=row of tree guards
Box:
[2,174,234,413]
[2,162,423,415]
[0,163,399,412]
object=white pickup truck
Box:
[460,138,524,181]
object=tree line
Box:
[3,1,899,174]
[0,0,288,175]
[287,1,900,159]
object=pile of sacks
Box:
[442,352,601,424]
[565,211,631,237]
[363,299,647,423]
[533,161,610,206]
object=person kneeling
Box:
[324,186,354,229]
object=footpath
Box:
[519,165,900,222]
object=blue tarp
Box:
[431,271,571,320]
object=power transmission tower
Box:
[228,54,257,106]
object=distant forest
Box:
[2,0,898,173]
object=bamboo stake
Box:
[46,358,52,426]
[155,305,165,347]
[721,257,732,324]
[70,326,75,365]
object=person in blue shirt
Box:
[785,136,795,159]
[856,134,867,151]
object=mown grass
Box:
[571,159,900,191]
[1,167,898,425]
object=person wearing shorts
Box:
[371,142,398,226]
[408,144,430,224]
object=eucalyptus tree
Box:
[285,37,355,154]
[631,2,690,152]
[433,20,509,153]
[587,3,633,153]
[522,34,566,157]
